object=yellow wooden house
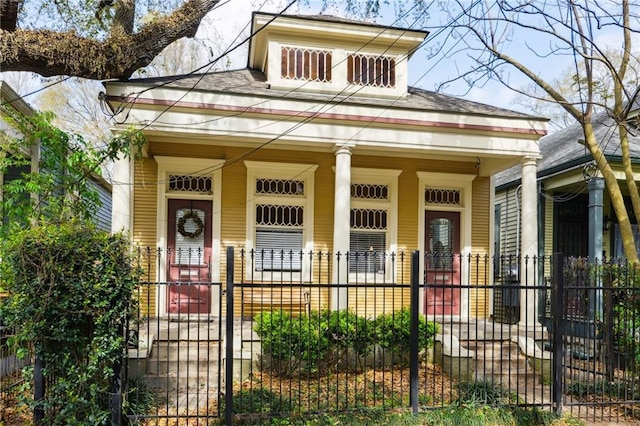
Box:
[105,12,547,322]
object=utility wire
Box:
[112,3,429,187]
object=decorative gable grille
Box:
[425,188,461,206]
[281,46,332,82]
[169,175,212,193]
[347,54,396,88]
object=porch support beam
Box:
[519,156,540,328]
[588,177,604,321]
[588,177,605,262]
[332,144,352,310]
[111,154,133,233]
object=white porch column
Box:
[332,144,352,310]
[520,156,540,327]
[111,155,133,234]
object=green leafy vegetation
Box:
[0,223,141,425]
[374,307,439,356]
[0,107,144,238]
[254,308,439,376]
[217,398,581,426]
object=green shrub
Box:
[373,307,439,354]
[0,222,140,425]
[324,309,375,352]
[254,310,330,375]
[254,308,438,375]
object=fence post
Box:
[410,250,420,415]
[109,325,123,426]
[34,356,44,425]
[225,246,235,426]
[552,252,564,415]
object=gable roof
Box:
[495,110,640,188]
[254,11,426,35]
[115,68,543,121]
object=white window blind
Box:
[349,231,386,274]
[255,228,303,271]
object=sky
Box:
[2,0,637,127]
[197,0,544,113]
[198,0,639,120]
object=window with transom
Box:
[245,162,317,275]
[349,170,400,279]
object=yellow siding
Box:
[133,158,158,316]
[471,176,490,317]
[346,287,411,317]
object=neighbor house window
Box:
[281,46,332,82]
[347,53,396,88]
[349,170,400,279]
[245,161,317,276]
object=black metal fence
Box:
[3,250,640,424]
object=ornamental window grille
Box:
[255,204,304,271]
[425,188,461,206]
[351,183,388,200]
[347,53,396,88]
[281,46,332,82]
[351,208,387,230]
[256,178,304,196]
[256,204,304,227]
[169,175,212,193]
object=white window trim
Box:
[245,161,318,281]
[417,171,475,319]
[350,168,401,282]
[156,156,224,317]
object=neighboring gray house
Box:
[0,80,112,231]
[493,111,640,325]
[495,111,640,264]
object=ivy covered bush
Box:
[254,308,438,377]
[0,222,140,425]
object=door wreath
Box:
[177,210,204,238]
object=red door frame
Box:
[424,210,461,316]
[167,199,212,314]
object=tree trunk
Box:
[0,0,220,80]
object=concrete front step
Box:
[463,341,533,382]
[141,339,223,391]
[151,341,221,361]
[144,372,220,392]
[156,323,222,341]
[147,359,222,376]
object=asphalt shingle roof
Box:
[120,68,544,120]
[495,110,640,188]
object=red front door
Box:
[167,199,212,314]
[425,211,461,315]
